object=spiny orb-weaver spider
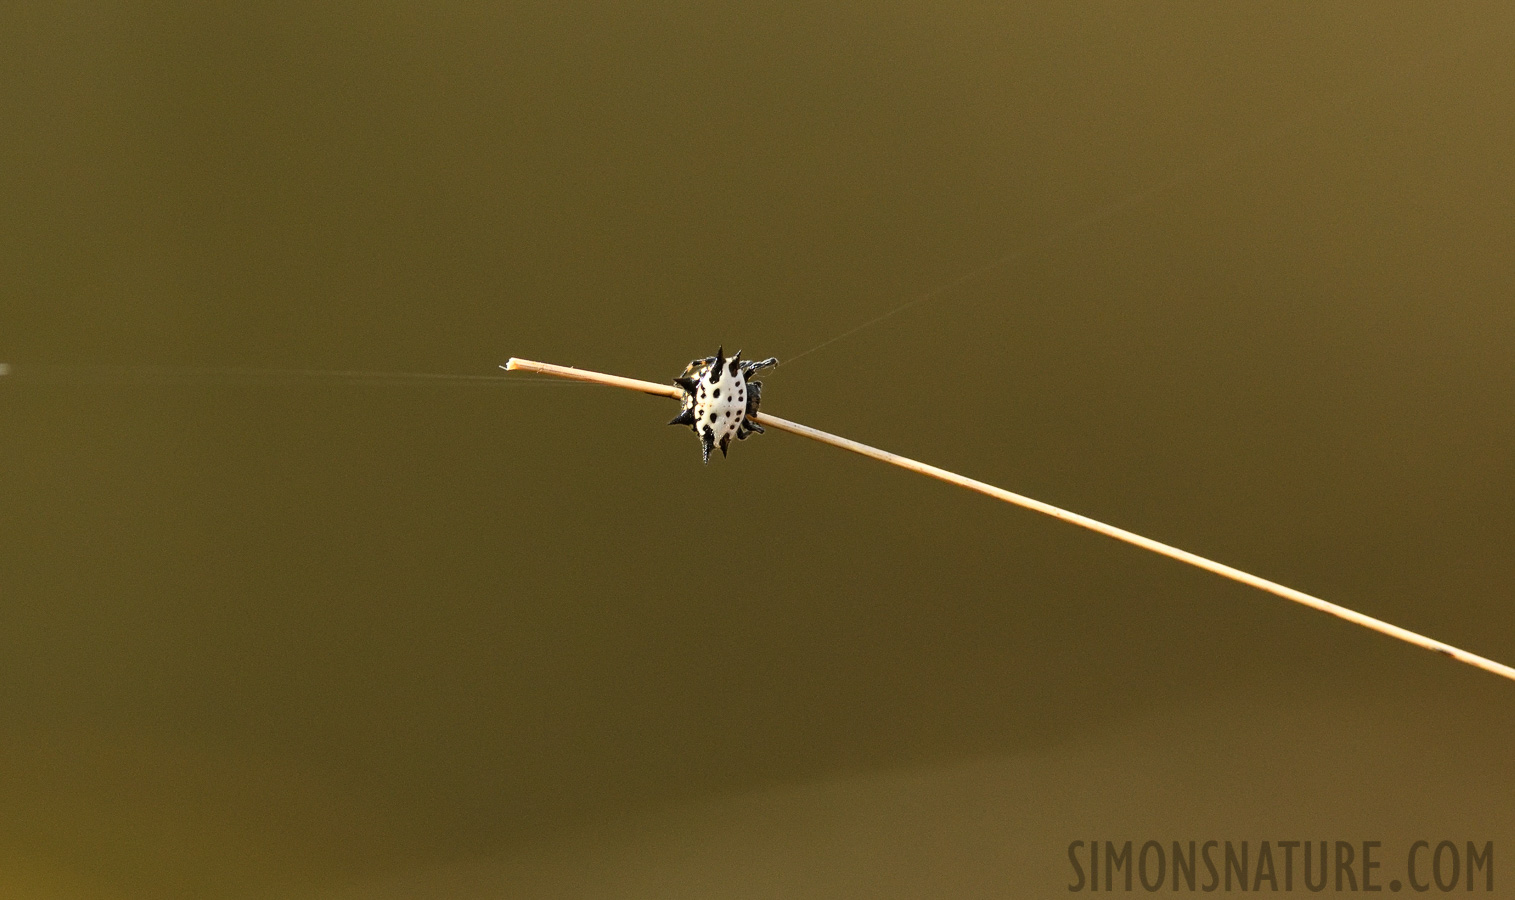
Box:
[668,347,778,462]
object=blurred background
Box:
[2,2,1512,896]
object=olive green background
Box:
[3,2,1512,897]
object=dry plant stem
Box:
[504,358,1515,685]
[503,360,682,398]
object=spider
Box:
[668,347,778,461]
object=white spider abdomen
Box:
[669,347,778,462]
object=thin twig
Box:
[503,360,682,398]
[503,357,1515,685]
